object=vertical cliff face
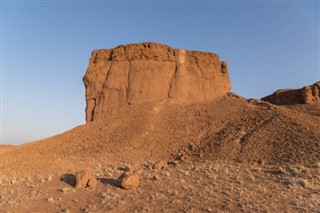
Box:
[83,42,231,122]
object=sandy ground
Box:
[1,158,319,212]
[1,95,319,212]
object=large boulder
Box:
[262,81,320,105]
[75,168,97,189]
[83,42,231,122]
[117,172,140,189]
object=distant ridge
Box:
[262,81,320,105]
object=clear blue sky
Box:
[1,1,319,145]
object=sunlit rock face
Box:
[83,42,231,122]
[262,81,320,105]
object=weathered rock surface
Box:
[124,164,135,172]
[75,168,97,189]
[154,160,168,171]
[117,172,140,189]
[262,81,320,105]
[83,42,231,122]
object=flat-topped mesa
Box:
[262,81,320,105]
[83,42,231,122]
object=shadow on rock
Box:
[117,166,127,171]
[60,173,76,187]
[98,178,118,187]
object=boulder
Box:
[75,168,97,189]
[117,172,140,189]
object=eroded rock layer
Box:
[262,81,320,105]
[83,42,231,122]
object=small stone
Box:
[117,172,140,189]
[257,159,265,166]
[147,164,153,171]
[164,171,170,177]
[60,188,70,193]
[153,174,162,181]
[154,161,168,171]
[124,164,135,172]
[176,151,186,161]
[167,160,178,167]
[100,192,108,198]
[313,162,320,168]
[296,179,309,188]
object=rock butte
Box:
[83,42,231,122]
[262,81,320,105]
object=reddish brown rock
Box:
[154,160,168,171]
[262,81,320,105]
[124,164,135,172]
[83,42,231,122]
[152,174,162,181]
[75,168,97,189]
[117,172,140,189]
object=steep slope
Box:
[1,95,319,180]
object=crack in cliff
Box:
[89,98,96,121]
[126,61,132,105]
[92,52,114,119]
[194,56,204,78]
[168,62,179,98]
[194,56,207,99]
[101,62,113,91]
[124,46,131,105]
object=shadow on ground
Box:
[98,178,118,187]
[60,173,76,187]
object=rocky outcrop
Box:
[262,81,320,105]
[83,42,231,122]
